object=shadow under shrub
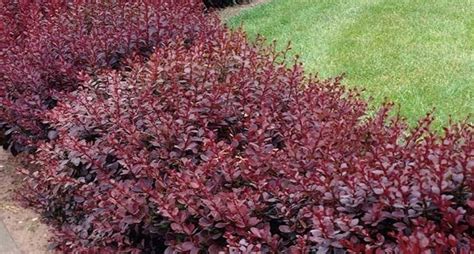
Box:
[204,0,252,9]
[22,22,473,254]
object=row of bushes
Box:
[2,0,473,253]
[1,0,211,150]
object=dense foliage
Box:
[0,0,209,152]
[1,0,472,253]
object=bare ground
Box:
[218,0,270,21]
[0,150,52,254]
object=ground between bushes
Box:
[218,0,270,20]
[0,150,52,253]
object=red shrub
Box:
[0,0,214,151]
[21,17,473,253]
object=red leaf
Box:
[279,225,292,233]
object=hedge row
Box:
[1,0,473,253]
[1,0,209,151]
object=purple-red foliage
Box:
[0,0,213,151]
[21,14,474,253]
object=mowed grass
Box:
[227,0,474,128]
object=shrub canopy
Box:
[1,0,472,253]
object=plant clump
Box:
[1,0,472,253]
[0,0,211,151]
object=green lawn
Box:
[227,0,473,128]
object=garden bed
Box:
[0,1,472,253]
